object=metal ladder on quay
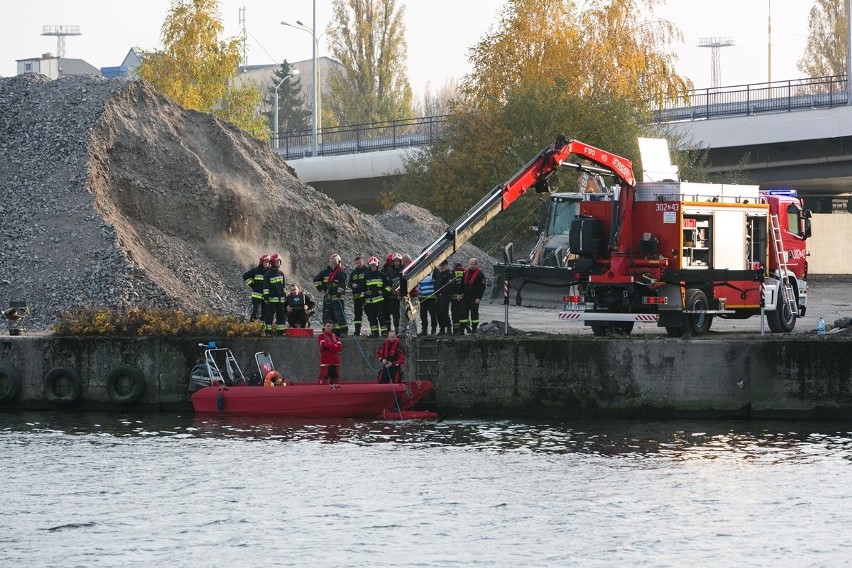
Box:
[769,213,797,317]
[409,338,439,410]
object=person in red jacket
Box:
[317,320,343,385]
[377,329,406,384]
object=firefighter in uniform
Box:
[450,261,466,335]
[263,253,287,335]
[314,253,349,336]
[377,329,406,384]
[433,259,453,335]
[243,254,269,321]
[285,283,315,328]
[460,257,486,334]
[364,256,390,337]
[382,253,403,333]
[348,255,369,336]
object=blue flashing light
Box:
[762,188,797,197]
[207,341,217,349]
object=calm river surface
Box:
[2,412,851,567]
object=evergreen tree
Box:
[267,60,311,134]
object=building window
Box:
[25,63,32,72]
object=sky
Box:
[1,1,815,95]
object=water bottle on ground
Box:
[817,317,826,338]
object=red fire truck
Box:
[400,136,812,336]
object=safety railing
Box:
[273,114,450,159]
[273,76,850,157]
[652,75,848,122]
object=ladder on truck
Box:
[769,213,797,317]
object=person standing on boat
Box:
[364,256,390,337]
[461,258,486,334]
[377,329,406,384]
[285,283,315,328]
[348,255,369,336]
[242,254,269,322]
[263,253,287,336]
[317,320,343,385]
[313,253,349,336]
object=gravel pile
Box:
[0,74,489,330]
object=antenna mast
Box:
[41,25,81,58]
[698,36,734,88]
[239,6,248,72]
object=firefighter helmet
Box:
[392,253,402,261]
[269,253,282,267]
[385,253,394,264]
[259,254,270,264]
[330,253,342,265]
[368,256,379,266]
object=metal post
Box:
[847,0,852,105]
[273,89,279,149]
[311,0,318,156]
[503,267,512,336]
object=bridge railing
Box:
[274,114,450,159]
[274,76,850,157]
[652,75,848,122]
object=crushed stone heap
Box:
[0,74,489,330]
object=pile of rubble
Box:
[0,74,488,330]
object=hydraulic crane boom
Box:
[399,135,635,296]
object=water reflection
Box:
[2,411,851,463]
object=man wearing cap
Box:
[313,253,349,336]
[242,254,269,322]
[363,256,390,337]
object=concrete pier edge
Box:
[1,335,850,419]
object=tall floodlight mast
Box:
[41,25,81,58]
[698,36,734,88]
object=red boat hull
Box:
[191,380,434,419]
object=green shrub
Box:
[50,307,264,337]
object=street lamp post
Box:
[273,69,299,150]
[282,4,320,156]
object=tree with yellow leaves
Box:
[137,0,269,139]
[798,0,847,78]
[385,0,695,251]
[325,0,413,125]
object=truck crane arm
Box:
[399,135,635,296]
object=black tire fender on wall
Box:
[106,365,146,404]
[0,364,22,402]
[44,367,82,405]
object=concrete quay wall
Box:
[1,335,850,419]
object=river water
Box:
[2,412,851,567]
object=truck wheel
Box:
[685,289,712,336]
[665,327,683,337]
[591,325,609,336]
[612,322,634,335]
[767,286,797,333]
